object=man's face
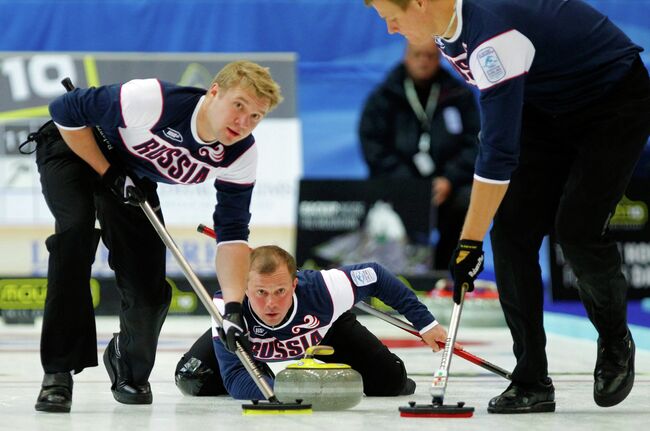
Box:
[246,266,297,327]
[200,84,270,146]
[404,42,440,81]
[371,0,436,45]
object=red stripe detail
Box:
[381,339,425,348]
[380,338,486,349]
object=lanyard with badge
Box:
[404,78,440,177]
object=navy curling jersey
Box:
[49,79,256,243]
[436,0,643,183]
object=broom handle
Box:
[353,301,511,380]
[429,287,465,402]
[141,203,277,401]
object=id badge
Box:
[413,151,435,176]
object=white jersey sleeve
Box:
[120,79,164,129]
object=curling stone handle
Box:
[304,345,335,359]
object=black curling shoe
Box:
[399,378,417,396]
[488,378,555,414]
[594,330,635,407]
[35,372,73,413]
[103,334,152,404]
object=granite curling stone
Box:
[274,345,363,411]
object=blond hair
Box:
[364,0,412,9]
[249,245,297,280]
[211,60,283,111]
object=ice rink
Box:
[2,313,649,431]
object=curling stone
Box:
[274,345,363,411]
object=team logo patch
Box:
[477,47,506,83]
[350,268,377,286]
[163,128,183,143]
[252,326,267,336]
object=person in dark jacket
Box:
[359,40,480,269]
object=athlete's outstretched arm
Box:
[461,179,509,241]
[215,243,249,303]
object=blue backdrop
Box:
[1,0,648,178]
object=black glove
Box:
[217,302,251,353]
[101,165,144,206]
[449,239,484,304]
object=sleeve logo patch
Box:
[350,268,378,286]
[477,47,506,83]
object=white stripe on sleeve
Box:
[473,173,511,184]
[419,320,440,335]
[53,121,86,131]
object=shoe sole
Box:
[488,401,555,414]
[35,401,71,413]
[111,390,153,405]
[594,373,634,407]
[103,346,153,405]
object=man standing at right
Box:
[365,0,650,413]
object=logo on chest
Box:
[291,315,320,334]
[198,145,225,163]
[252,326,267,336]
[162,128,183,143]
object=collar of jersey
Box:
[246,292,299,330]
[191,96,219,146]
[438,0,463,44]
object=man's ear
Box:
[208,83,220,97]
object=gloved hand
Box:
[449,239,484,304]
[217,302,251,353]
[101,165,144,206]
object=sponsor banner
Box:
[0,272,442,319]
[550,179,650,299]
[0,225,293,277]
[0,276,198,316]
[295,179,433,275]
[0,52,296,120]
[0,227,217,277]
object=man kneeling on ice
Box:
[175,245,448,399]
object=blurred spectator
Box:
[359,41,480,269]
